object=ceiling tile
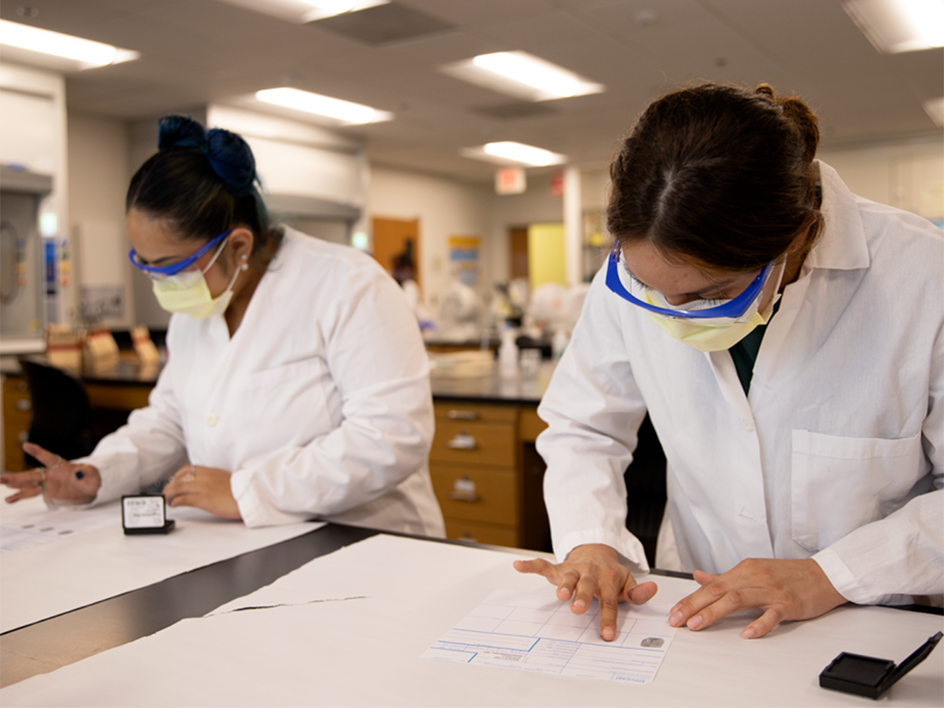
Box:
[0,0,938,179]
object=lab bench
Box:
[429,361,555,551]
[1,350,556,550]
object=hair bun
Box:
[157,115,257,196]
[157,115,208,152]
[205,128,256,196]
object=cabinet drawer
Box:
[431,419,515,467]
[434,402,517,425]
[2,377,29,395]
[430,464,518,525]
[85,384,151,411]
[444,519,518,548]
[3,377,32,421]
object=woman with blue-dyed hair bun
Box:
[2,115,445,538]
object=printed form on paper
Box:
[423,589,678,684]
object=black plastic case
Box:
[819,631,942,700]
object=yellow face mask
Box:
[644,259,786,352]
[151,268,240,320]
[150,238,242,320]
[645,292,780,351]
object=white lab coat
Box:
[82,227,445,535]
[538,162,943,605]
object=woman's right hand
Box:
[1,442,101,504]
[513,543,658,641]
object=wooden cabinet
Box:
[0,367,152,473]
[429,400,548,551]
[2,375,32,472]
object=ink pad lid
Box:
[819,632,942,700]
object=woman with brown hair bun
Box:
[516,83,942,641]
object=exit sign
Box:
[495,167,526,195]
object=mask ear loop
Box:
[200,235,232,275]
[214,252,248,300]
[206,244,251,303]
[203,238,250,281]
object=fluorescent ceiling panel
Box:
[442,51,604,102]
[0,19,139,71]
[461,141,566,167]
[843,0,944,53]
[216,0,387,24]
[255,87,392,125]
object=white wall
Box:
[67,148,607,321]
[32,102,944,332]
[581,169,610,211]
[0,62,72,326]
[207,105,366,210]
[488,169,612,287]
[67,113,133,328]
[818,136,944,221]
[367,166,493,311]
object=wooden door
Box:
[510,226,529,280]
[372,217,420,287]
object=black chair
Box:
[18,356,96,468]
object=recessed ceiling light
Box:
[924,97,944,127]
[843,0,944,53]
[300,0,389,21]
[217,0,386,23]
[461,141,566,167]
[0,19,139,69]
[255,87,392,125]
[442,51,604,102]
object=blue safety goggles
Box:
[605,244,773,320]
[128,229,231,276]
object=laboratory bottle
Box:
[499,327,519,377]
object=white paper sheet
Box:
[0,495,321,632]
[1,504,114,552]
[423,589,676,683]
[2,534,941,707]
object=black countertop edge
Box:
[431,393,544,405]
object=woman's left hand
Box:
[669,558,847,639]
[162,465,242,520]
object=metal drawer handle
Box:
[447,410,478,421]
[449,476,480,502]
[446,433,477,450]
[16,399,31,412]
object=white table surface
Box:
[0,495,320,632]
[2,534,941,707]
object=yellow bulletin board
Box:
[449,235,481,285]
[527,223,565,289]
